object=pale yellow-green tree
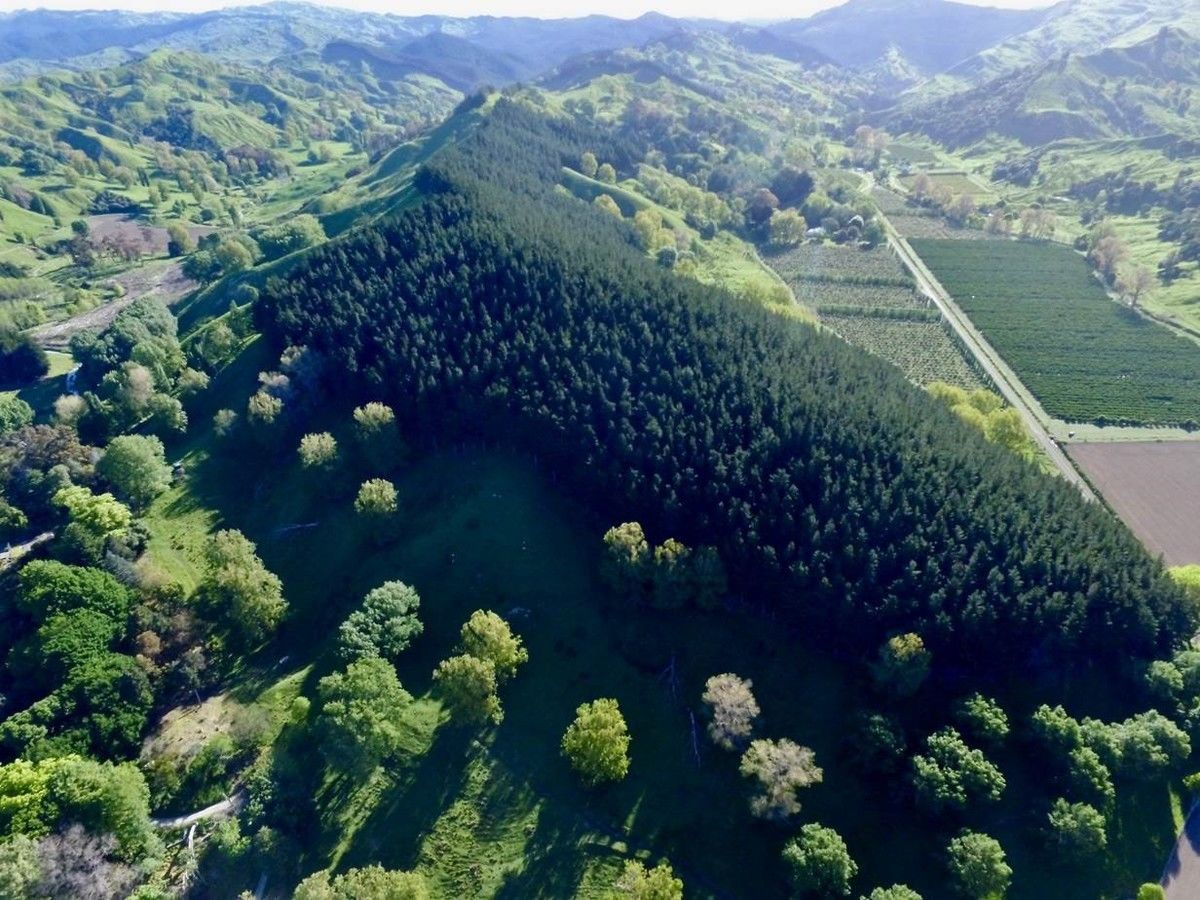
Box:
[562,698,630,787]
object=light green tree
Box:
[611,859,683,900]
[433,654,502,725]
[294,865,429,899]
[562,698,631,786]
[355,478,397,519]
[947,831,1010,899]
[317,657,413,775]
[299,432,339,470]
[460,610,528,682]
[96,434,171,509]
[197,529,286,646]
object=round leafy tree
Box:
[782,823,857,897]
[562,698,630,787]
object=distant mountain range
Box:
[0,0,1195,109]
[888,26,1200,145]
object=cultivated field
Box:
[821,313,986,389]
[912,238,1200,426]
[766,244,913,286]
[1068,441,1200,566]
[765,242,983,388]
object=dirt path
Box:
[874,200,1097,501]
[152,792,245,830]
[30,261,195,350]
[0,531,54,570]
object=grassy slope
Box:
[134,329,1176,898]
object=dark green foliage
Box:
[0,329,49,386]
[782,823,857,897]
[262,99,1194,682]
[336,581,423,662]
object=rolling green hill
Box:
[890,27,1200,146]
[937,0,1200,89]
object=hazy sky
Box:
[0,0,1056,18]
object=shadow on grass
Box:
[492,803,594,900]
[335,724,476,873]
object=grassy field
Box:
[912,238,1200,426]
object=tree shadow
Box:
[334,724,475,873]
[492,801,594,900]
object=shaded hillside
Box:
[322,34,527,92]
[890,27,1200,146]
[769,0,1047,74]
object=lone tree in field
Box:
[317,657,413,775]
[782,823,858,896]
[338,581,423,662]
[739,738,823,821]
[355,478,397,521]
[460,610,528,682]
[871,633,931,696]
[562,698,631,787]
[433,654,502,726]
[946,831,1010,899]
[298,431,339,471]
[353,402,403,473]
[701,673,760,751]
[613,859,683,900]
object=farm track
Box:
[875,205,1097,501]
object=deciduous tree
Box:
[739,738,822,821]
[562,698,630,787]
[782,823,857,896]
[701,673,760,751]
[317,657,413,775]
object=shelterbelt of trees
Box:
[262,98,1195,680]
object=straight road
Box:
[1163,801,1200,899]
[878,212,1097,502]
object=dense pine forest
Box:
[265,100,1192,672]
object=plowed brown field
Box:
[1068,441,1200,566]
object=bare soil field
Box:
[87,214,215,256]
[1068,441,1200,565]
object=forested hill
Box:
[262,98,1194,677]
